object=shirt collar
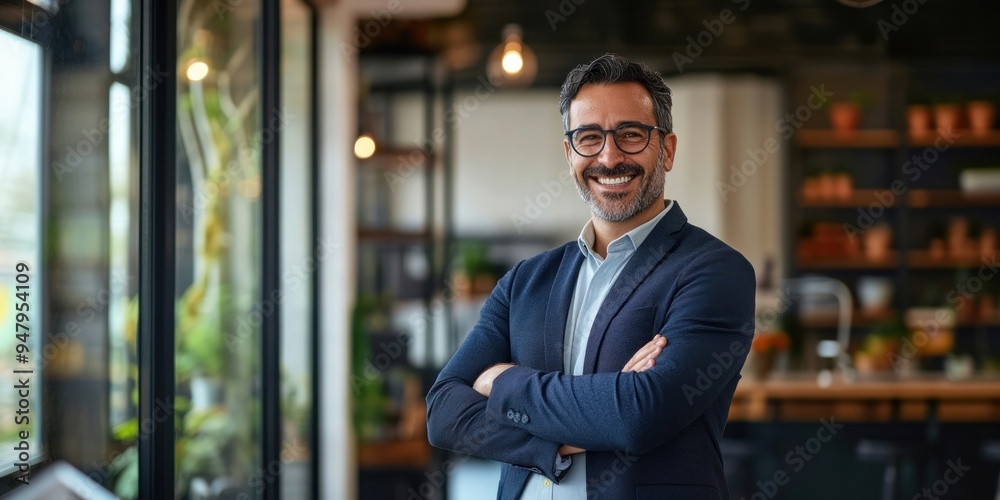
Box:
[576,199,675,260]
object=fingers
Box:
[559,445,586,456]
[622,334,668,373]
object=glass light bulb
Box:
[354,135,376,159]
[501,50,523,75]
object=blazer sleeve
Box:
[485,247,755,456]
[425,262,566,481]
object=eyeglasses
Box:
[565,123,668,157]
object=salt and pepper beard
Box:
[574,146,666,223]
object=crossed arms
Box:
[425,248,755,480]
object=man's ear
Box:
[563,138,572,164]
[662,132,678,172]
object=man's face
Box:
[564,82,677,223]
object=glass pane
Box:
[175,0,262,497]
[280,0,315,498]
[0,28,44,480]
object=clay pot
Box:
[933,103,963,133]
[967,100,996,134]
[830,102,861,132]
[907,104,933,135]
[801,177,820,202]
[817,174,837,199]
[863,225,892,262]
[833,173,853,200]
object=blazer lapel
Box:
[543,246,583,373]
[582,203,689,374]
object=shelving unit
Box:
[354,53,455,500]
[785,63,1000,356]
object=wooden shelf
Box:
[800,190,896,208]
[908,189,1000,208]
[796,129,1000,149]
[796,129,898,149]
[798,254,897,270]
[908,250,992,269]
[909,130,1000,147]
[359,147,431,168]
[358,228,431,243]
[799,309,897,329]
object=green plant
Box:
[848,90,875,109]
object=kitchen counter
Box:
[730,372,1000,422]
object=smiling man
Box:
[426,53,756,500]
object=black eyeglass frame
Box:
[564,122,669,157]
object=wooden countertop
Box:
[730,373,1000,422]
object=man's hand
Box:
[622,334,667,373]
[473,363,515,397]
[560,335,668,456]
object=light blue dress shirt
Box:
[518,200,674,500]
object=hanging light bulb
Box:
[354,134,376,159]
[186,60,210,82]
[487,24,537,88]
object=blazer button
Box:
[514,412,521,422]
[507,409,515,420]
[521,414,529,424]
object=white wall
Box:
[391,76,786,279]
[319,4,357,499]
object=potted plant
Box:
[932,95,964,133]
[748,330,790,379]
[855,318,906,374]
[967,99,996,134]
[907,99,933,135]
[829,90,873,132]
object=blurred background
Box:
[1,0,1000,498]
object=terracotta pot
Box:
[929,238,946,260]
[907,104,933,135]
[967,100,996,133]
[833,173,853,199]
[933,103,963,133]
[801,177,820,202]
[830,102,861,132]
[817,174,837,199]
[863,225,892,262]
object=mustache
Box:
[582,163,644,178]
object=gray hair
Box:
[558,53,673,133]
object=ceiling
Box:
[359,0,1000,87]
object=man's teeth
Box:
[597,176,634,185]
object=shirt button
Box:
[543,479,551,487]
[514,412,521,422]
[521,414,529,424]
[506,409,514,420]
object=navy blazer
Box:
[426,202,756,500]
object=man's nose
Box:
[597,132,627,167]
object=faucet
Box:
[781,277,857,385]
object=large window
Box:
[0,27,44,479]
[0,0,318,497]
